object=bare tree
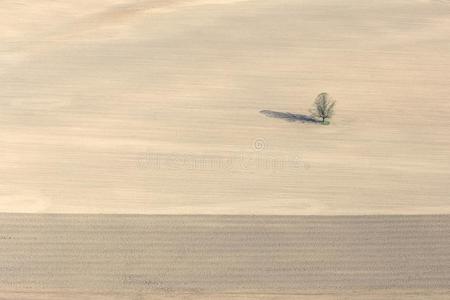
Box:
[311,92,336,124]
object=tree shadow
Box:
[260,110,320,124]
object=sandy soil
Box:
[1,291,450,300]
[0,214,449,298]
[1,0,450,214]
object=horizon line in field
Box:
[0,212,448,217]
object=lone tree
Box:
[311,92,336,124]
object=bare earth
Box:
[1,1,450,299]
[1,0,450,215]
[0,214,449,299]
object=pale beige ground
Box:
[0,214,449,299]
[1,291,450,300]
[1,0,450,214]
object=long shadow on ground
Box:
[260,110,320,124]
